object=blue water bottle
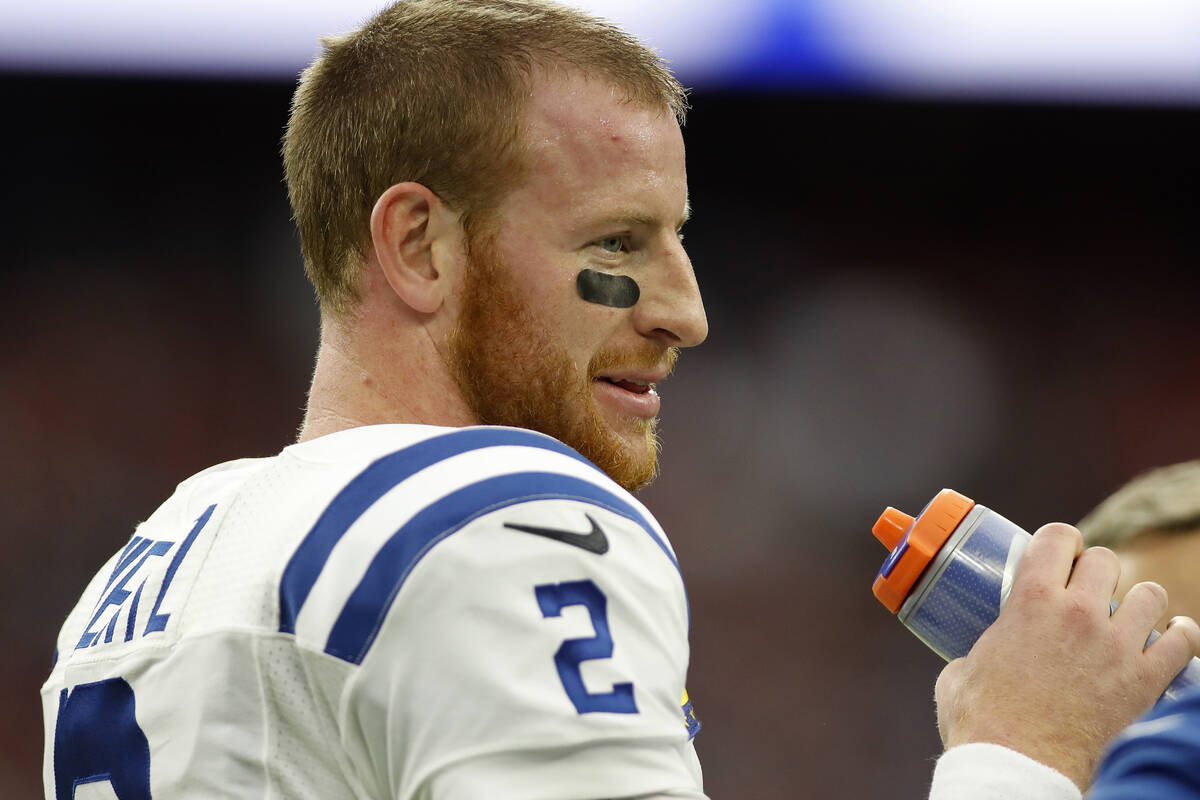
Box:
[871,488,1200,702]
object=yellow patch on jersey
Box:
[681,689,701,740]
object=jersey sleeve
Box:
[335,495,703,800]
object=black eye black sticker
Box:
[576,269,640,308]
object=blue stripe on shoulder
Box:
[325,470,679,664]
[279,428,593,635]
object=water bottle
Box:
[871,488,1200,702]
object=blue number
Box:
[53,678,151,800]
[534,579,638,714]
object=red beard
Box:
[446,231,675,492]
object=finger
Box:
[1142,616,1200,689]
[1112,580,1170,639]
[1066,546,1120,609]
[1011,523,1084,593]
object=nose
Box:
[632,236,708,348]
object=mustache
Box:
[588,344,680,378]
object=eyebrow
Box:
[596,201,692,232]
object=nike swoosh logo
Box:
[503,513,610,554]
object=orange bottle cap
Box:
[871,489,975,613]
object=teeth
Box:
[598,377,650,386]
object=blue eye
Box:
[598,236,624,254]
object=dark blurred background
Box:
[5,2,1200,797]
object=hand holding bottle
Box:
[934,522,1199,789]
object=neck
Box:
[297,300,477,443]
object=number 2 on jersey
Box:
[534,579,638,714]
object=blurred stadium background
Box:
[5,1,1200,796]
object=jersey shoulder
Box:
[46,453,275,671]
[279,424,684,663]
[49,423,672,674]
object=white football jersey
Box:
[42,424,704,800]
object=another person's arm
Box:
[1087,685,1200,798]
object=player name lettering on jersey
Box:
[75,504,214,651]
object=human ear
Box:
[369,182,461,314]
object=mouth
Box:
[590,370,666,421]
[593,376,657,395]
